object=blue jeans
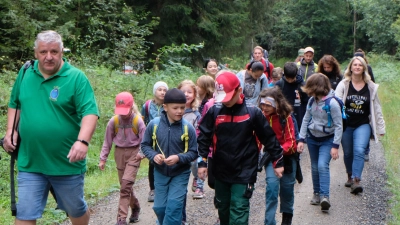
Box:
[191,161,204,189]
[307,136,334,197]
[264,157,296,225]
[341,124,371,180]
[153,168,190,225]
[16,172,87,220]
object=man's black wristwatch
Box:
[77,139,89,146]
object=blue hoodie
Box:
[141,111,198,177]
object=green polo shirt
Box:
[8,59,99,175]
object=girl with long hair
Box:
[258,87,297,225]
[317,55,343,90]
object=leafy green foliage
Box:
[0,0,157,71]
[356,0,400,54]
[129,0,250,63]
[270,0,353,61]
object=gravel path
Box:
[62,141,390,225]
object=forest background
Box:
[1,0,400,224]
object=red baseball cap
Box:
[115,92,134,115]
[214,71,240,103]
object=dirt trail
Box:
[62,141,389,225]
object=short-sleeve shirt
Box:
[345,82,370,127]
[236,70,269,106]
[8,59,99,175]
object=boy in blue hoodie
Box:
[141,88,198,225]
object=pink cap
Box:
[115,92,134,115]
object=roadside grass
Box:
[370,54,400,224]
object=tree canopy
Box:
[1,0,399,71]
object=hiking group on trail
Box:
[1,30,386,225]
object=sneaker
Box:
[193,188,204,199]
[364,154,369,162]
[116,219,128,225]
[320,196,331,212]
[147,190,155,202]
[129,208,140,223]
[181,221,189,225]
[310,193,320,205]
[191,178,198,192]
[214,218,220,225]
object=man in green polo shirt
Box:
[3,30,99,225]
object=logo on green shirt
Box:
[50,86,59,101]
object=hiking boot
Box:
[345,173,353,187]
[147,190,155,202]
[129,208,140,223]
[116,219,128,225]
[193,188,204,199]
[310,193,320,205]
[281,212,293,225]
[350,178,363,194]
[364,154,369,162]
[191,178,198,192]
[320,196,331,212]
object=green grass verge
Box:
[371,54,400,224]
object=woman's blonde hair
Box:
[196,75,215,100]
[343,56,371,83]
[301,73,331,98]
[177,80,199,111]
[254,45,263,53]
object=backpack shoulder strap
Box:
[145,100,151,121]
[181,119,189,153]
[308,97,315,109]
[132,114,140,136]
[247,106,258,128]
[264,58,270,76]
[113,115,119,135]
[322,97,333,127]
[151,117,161,150]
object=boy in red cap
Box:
[99,92,145,225]
[197,71,284,225]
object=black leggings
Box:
[148,163,155,190]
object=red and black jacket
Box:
[197,101,283,184]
